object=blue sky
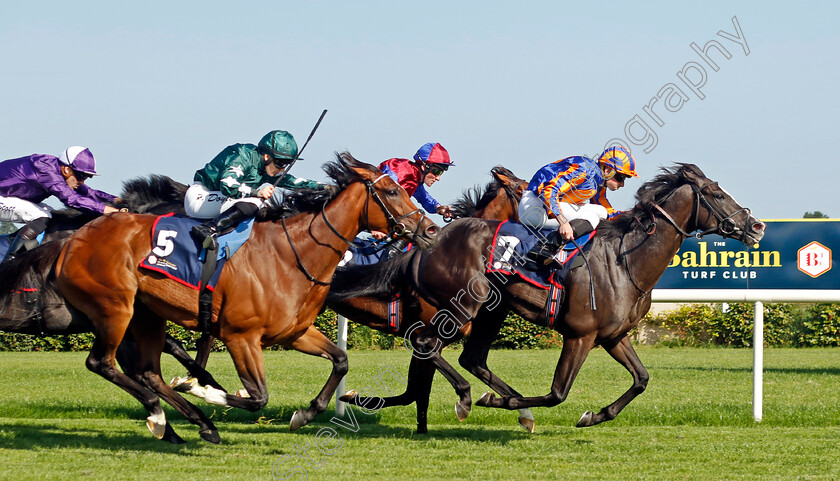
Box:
[2,1,837,219]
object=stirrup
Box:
[191,224,218,251]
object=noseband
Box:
[649,180,753,242]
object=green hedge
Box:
[643,302,840,347]
[2,303,839,351]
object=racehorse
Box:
[54,152,439,443]
[0,176,216,385]
[177,166,530,433]
[331,163,766,428]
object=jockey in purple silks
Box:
[0,146,123,261]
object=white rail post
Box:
[335,315,349,416]
[753,301,764,422]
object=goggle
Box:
[614,172,628,182]
[427,164,448,176]
[74,170,94,181]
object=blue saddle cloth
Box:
[339,235,411,268]
[139,214,254,290]
[486,220,595,289]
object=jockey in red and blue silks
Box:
[519,146,637,265]
[378,142,455,220]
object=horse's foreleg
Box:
[477,334,595,412]
[576,335,648,427]
[340,355,436,433]
[287,326,348,431]
[411,327,472,423]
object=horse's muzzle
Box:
[744,218,766,245]
[413,222,440,249]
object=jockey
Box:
[0,146,123,261]
[518,146,637,266]
[187,130,324,250]
[378,142,455,221]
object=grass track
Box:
[0,347,838,480]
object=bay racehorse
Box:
[55,153,438,443]
[0,177,214,381]
[331,163,766,428]
[177,166,530,433]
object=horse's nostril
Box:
[425,226,439,237]
[753,222,766,232]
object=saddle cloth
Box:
[139,213,254,290]
[486,220,595,289]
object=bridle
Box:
[620,176,755,296]
[282,173,427,285]
[648,180,754,242]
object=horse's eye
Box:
[387,189,399,197]
[714,193,726,200]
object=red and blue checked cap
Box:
[413,142,453,166]
[597,146,637,177]
[58,146,98,175]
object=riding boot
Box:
[191,203,258,251]
[383,239,408,260]
[3,217,49,262]
[526,230,563,267]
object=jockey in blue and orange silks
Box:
[518,146,638,266]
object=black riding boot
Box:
[383,239,408,259]
[526,219,593,267]
[3,217,49,262]
[191,203,258,251]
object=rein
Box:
[619,177,753,297]
[282,173,425,285]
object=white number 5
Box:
[152,230,178,257]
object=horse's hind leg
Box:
[128,308,220,444]
[576,335,648,427]
[478,334,596,411]
[410,327,472,422]
[459,308,535,432]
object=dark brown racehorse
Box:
[332,164,766,428]
[328,166,530,433]
[54,153,438,443]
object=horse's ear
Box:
[679,163,707,183]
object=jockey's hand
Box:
[257,185,275,199]
[436,205,454,220]
[558,222,574,241]
[370,230,388,240]
[103,206,120,214]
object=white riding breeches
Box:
[518,190,607,231]
[0,196,52,223]
[184,183,288,219]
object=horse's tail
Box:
[121,174,188,214]
[0,240,65,313]
[327,250,417,302]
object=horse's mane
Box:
[121,174,188,214]
[450,166,519,219]
[596,163,705,240]
[0,240,65,312]
[257,151,377,221]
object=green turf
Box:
[0,347,838,480]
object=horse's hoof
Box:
[290,410,308,431]
[576,411,594,428]
[199,428,221,444]
[416,425,428,435]
[338,390,358,403]
[476,391,495,407]
[235,388,250,398]
[146,412,167,440]
[454,401,470,422]
[169,376,188,390]
[518,409,535,433]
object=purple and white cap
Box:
[58,146,98,175]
